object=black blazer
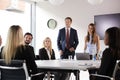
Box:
[0,47,3,58]
[27,45,36,59]
[1,45,40,76]
[39,48,55,60]
[57,27,79,51]
[98,48,117,77]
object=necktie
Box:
[66,28,70,49]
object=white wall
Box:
[35,0,120,58]
[0,2,30,46]
[0,0,119,59]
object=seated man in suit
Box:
[24,32,36,59]
[24,32,33,45]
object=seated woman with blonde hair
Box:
[39,37,55,60]
[1,25,44,80]
[39,37,56,79]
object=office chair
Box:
[90,60,120,80]
[0,59,44,80]
[44,72,55,80]
[35,55,40,60]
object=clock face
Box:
[47,19,57,29]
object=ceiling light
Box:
[88,0,103,5]
[49,0,64,6]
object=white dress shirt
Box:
[45,48,51,60]
[65,27,71,35]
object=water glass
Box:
[68,55,72,60]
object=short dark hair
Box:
[24,32,33,38]
[65,17,72,22]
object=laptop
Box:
[76,53,90,60]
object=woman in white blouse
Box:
[84,23,100,60]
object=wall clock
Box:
[47,19,57,29]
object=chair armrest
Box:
[31,72,44,77]
[90,74,113,80]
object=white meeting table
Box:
[36,60,101,80]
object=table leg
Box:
[74,70,80,80]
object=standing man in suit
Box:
[57,17,79,59]
[55,17,79,80]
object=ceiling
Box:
[24,0,120,32]
[34,0,120,25]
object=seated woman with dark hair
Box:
[1,25,44,80]
[91,27,120,80]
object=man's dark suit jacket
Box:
[57,27,79,51]
[28,45,36,59]
[39,48,55,60]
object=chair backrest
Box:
[112,60,120,80]
[35,55,40,60]
[76,53,90,60]
[0,59,29,80]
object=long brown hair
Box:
[105,27,120,59]
[86,23,97,44]
[2,25,24,64]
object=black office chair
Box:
[90,60,120,80]
[35,55,40,60]
[0,59,44,80]
[44,72,55,80]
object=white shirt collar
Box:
[65,27,71,34]
[45,47,51,59]
[65,27,71,30]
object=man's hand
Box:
[69,47,75,52]
[59,50,63,55]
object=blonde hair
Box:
[2,25,24,64]
[43,37,53,54]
